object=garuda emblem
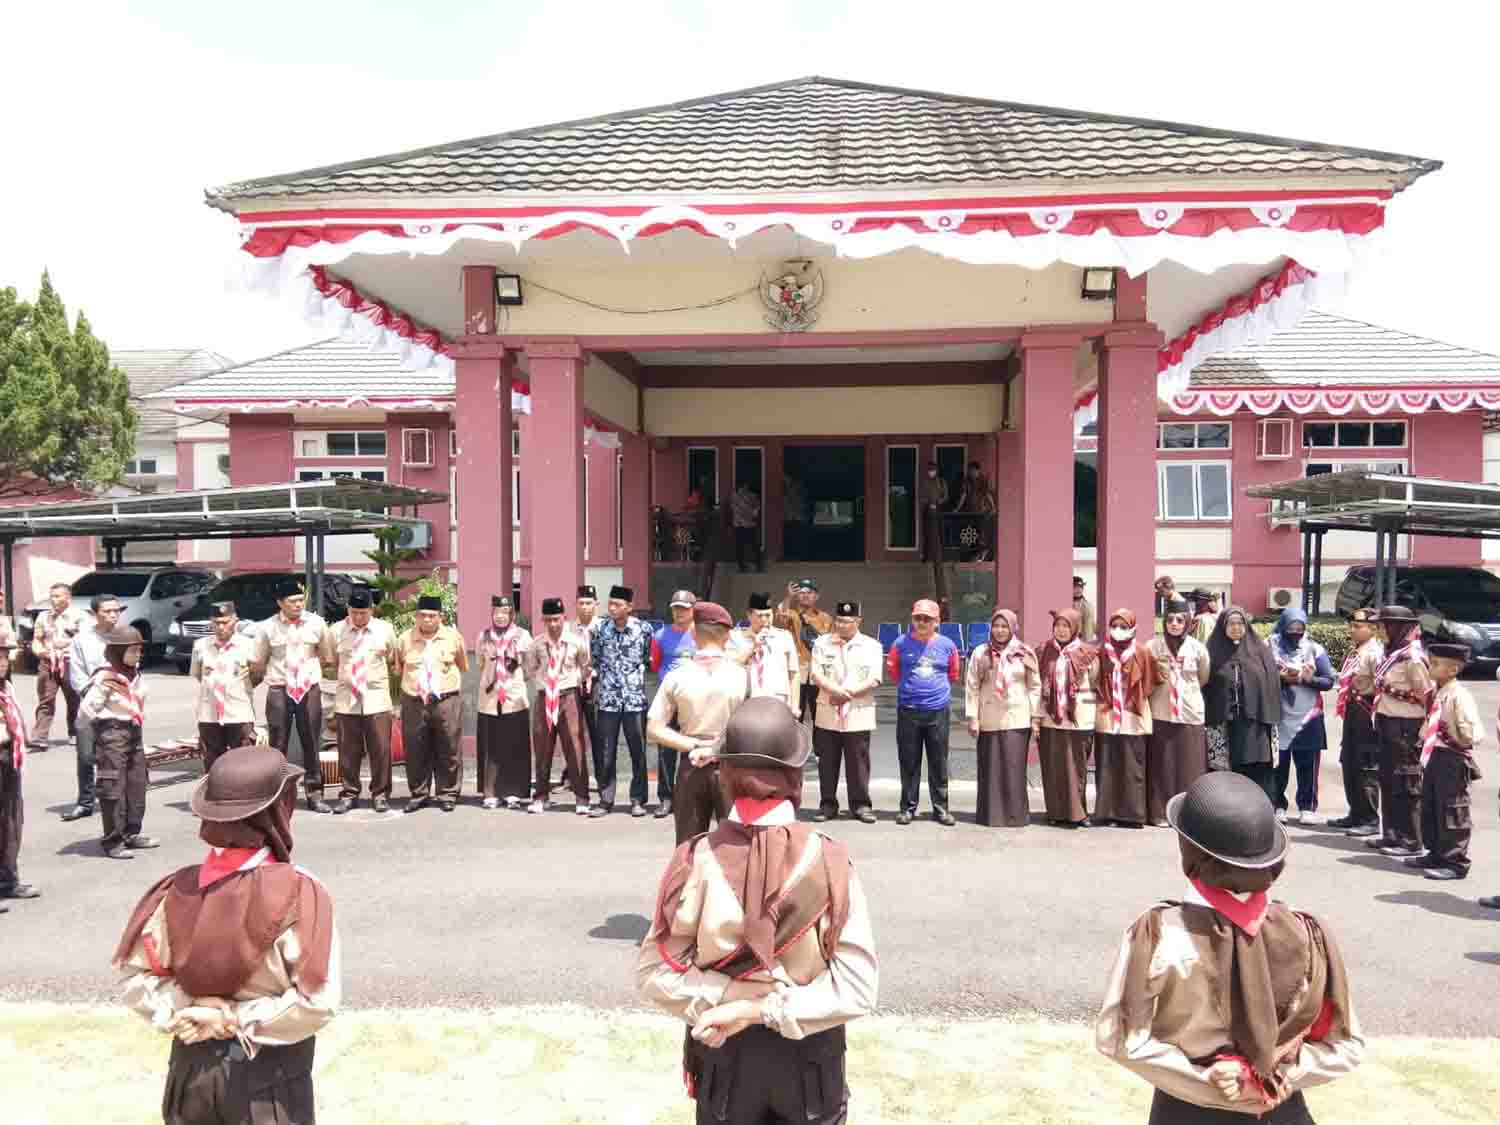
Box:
[760,270,824,332]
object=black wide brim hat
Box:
[190,745,305,822]
[1375,604,1419,623]
[1165,771,1288,870]
[715,696,813,769]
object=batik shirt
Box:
[590,616,653,713]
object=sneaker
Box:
[1379,843,1423,858]
[856,809,877,824]
[527,800,544,815]
[1345,823,1380,838]
[0,883,40,899]
[895,810,913,826]
[654,800,672,819]
[332,798,354,815]
[933,809,956,827]
[630,803,647,818]
[104,842,134,860]
[1423,867,1465,881]
[576,804,592,817]
[1275,809,1287,824]
[589,806,610,819]
[123,835,160,849]
[505,796,521,810]
[1325,815,1358,829]
[482,797,500,810]
[1287,811,1303,825]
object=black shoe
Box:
[813,809,831,823]
[307,798,333,815]
[440,799,456,813]
[857,808,877,825]
[104,842,134,860]
[1424,867,1465,881]
[124,835,160,849]
[933,809,956,827]
[1325,815,1358,829]
[1379,843,1423,858]
[589,806,611,819]
[1345,822,1380,838]
[372,798,389,814]
[406,797,429,814]
[333,798,354,815]
[0,883,39,899]
[895,810,914,826]
[630,803,647,818]
[60,805,93,822]
[1364,835,1399,850]
[1478,895,1500,909]
[654,800,672,819]
[1403,855,1441,869]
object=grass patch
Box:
[3,1004,1498,1123]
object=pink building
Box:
[173,77,1500,636]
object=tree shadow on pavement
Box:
[1375,890,1493,921]
[589,913,650,943]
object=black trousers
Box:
[798,682,820,727]
[265,688,325,797]
[674,760,727,844]
[198,722,255,772]
[595,709,647,809]
[896,706,950,814]
[1233,761,1278,809]
[402,693,463,801]
[163,1037,316,1125]
[1340,700,1379,825]
[1148,1088,1313,1124]
[814,728,872,814]
[1376,713,1423,848]
[95,719,147,846]
[691,1025,847,1124]
[0,756,21,888]
[1421,749,1474,875]
[734,525,761,571]
[75,716,96,809]
[478,711,531,800]
[657,744,678,802]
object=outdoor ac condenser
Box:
[1267,586,1298,612]
[397,521,433,551]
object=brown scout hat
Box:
[715,696,813,769]
[190,744,305,823]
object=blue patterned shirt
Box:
[590,616,653,712]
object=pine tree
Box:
[0,272,135,497]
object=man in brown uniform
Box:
[1328,608,1383,837]
[189,602,257,770]
[396,595,468,813]
[810,601,883,823]
[647,601,750,843]
[1368,605,1432,858]
[525,596,593,816]
[778,579,832,727]
[251,580,337,814]
[1405,643,1484,882]
[330,588,398,814]
[30,582,86,750]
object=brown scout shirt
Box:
[395,624,465,699]
[646,648,748,753]
[189,633,257,724]
[330,617,398,715]
[252,613,336,689]
[475,626,532,716]
[965,645,1041,732]
[1375,645,1432,719]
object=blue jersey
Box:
[890,632,959,710]
[653,624,696,676]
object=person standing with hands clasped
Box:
[1092,610,1157,829]
[1096,771,1363,1123]
[1146,601,1212,827]
[1037,608,1099,828]
[475,596,532,810]
[1269,610,1335,824]
[1328,608,1383,838]
[637,698,878,1125]
[395,596,468,813]
[190,602,258,772]
[809,600,883,824]
[525,597,593,817]
[589,585,654,818]
[251,581,337,814]
[329,589,398,814]
[1204,608,1281,802]
[1367,605,1431,859]
[1404,643,1483,882]
[84,626,159,860]
[965,608,1039,828]
[888,599,960,826]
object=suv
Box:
[18,568,218,662]
[1335,565,1500,666]
[165,571,375,672]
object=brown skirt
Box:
[1094,732,1148,825]
[1038,727,1090,824]
[1147,720,1207,824]
[976,729,1031,827]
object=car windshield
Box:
[72,572,151,597]
[1416,571,1500,620]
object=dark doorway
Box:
[934,444,966,511]
[783,445,865,562]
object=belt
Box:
[94,718,140,730]
[405,690,459,703]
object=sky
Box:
[3,1,1495,365]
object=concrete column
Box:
[451,265,511,636]
[523,341,586,628]
[1013,332,1082,642]
[1095,325,1165,634]
[993,423,1023,621]
[620,430,650,604]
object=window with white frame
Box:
[512,466,521,527]
[296,468,386,483]
[1158,422,1231,450]
[402,428,433,468]
[1256,418,1294,460]
[297,430,386,458]
[449,466,458,527]
[124,458,158,475]
[449,429,459,458]
[1302,420,1407,449]
[1157,461,1231,521]
[1304,458,1407,478]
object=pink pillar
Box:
[175,438,196,564]
[620,431,650,603]
[1095,326,1165,634]
[523,341,586,628]
[1014,332,1081,643]
[451,265,512,636]
[994,425,1023,613]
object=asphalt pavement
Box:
[4,664,1500,1035]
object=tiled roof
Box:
[207,77,1439,206]
[1189,311,1500,388]
[150,338,455,402]
[114,348,235,435]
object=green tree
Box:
[0,272,135,497]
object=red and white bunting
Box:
[1167,386,1500,417]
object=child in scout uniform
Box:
[1368,605,1431,858]
[809,600,883,823]
[1328,608,1383,837]
[1402,643,1483,882]
[82,626,159,860]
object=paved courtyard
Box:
[3,665,1499,1035]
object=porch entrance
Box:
[783,444,866,562]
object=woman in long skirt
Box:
[965,608,1040,827]
[1092,609,1157,828]
[1269,608,1335,823]
[475,597,533,809]
[1036,608,1098,828]
[1203,608,1281,805]
[1145,599,1211,826]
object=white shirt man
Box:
[728,594,799,712]
[809,601,884,823]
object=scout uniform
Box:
[809,602,883,823]
[1071,578,1097,641]
[569,584,603,788]
[1038,607,1099,827]
[965,608,1041,828]
[1369,605,1431,855]
[189,603,257,769]
[727,593,799,710]
[779,580,832,724]
[114,748,340,1125]
[475,596,532,809]
[329,591,398,812]
[524,596,593,814]
[1330,610,1383,835]
[65,614,112,818]
[30,596,86,748]
[1188,588,1221,647]
[589,585,653,817]
[396,596,466,811]
[0,650,38,904]
[1145,606,1212,827]
[1091,609,1157,828]
[82,626,158,860]
[637,699,878,1125]
[1407,643,1484,880]
[646,601,749,843]
[252,582,337,812]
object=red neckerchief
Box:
[480,625,518,704]
[1103,633,1138,733]
[1334,650,1359,718]
[209,636,240,720]
[542,636,566,729]
[1419,682,1462,767]
[733,798,783,824]
[1373,638,1428,711]
[0,683,26,770]
[1190,878,1269,937]
[197,847,278,889]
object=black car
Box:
[1335,565,1500,665]
[165,571,375,672]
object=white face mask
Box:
[1110,626,1132,642]
[927,471,937,478]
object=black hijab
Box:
[1204,607,1281,725]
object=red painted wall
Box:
[229,414,295,571]
[1411,412,1482,565]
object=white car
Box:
[19,567,218,661]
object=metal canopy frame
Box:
[1246,469,1500,615]
[0,479,445,618]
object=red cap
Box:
[692,601,733,627]
[911,599,940,619]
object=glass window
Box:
[325,431,385,457]
[687,448,717,506]
[299,437,320,457]
[1336,422,1371,448]
[1198,423,1231,449]
[1158,463,1231,520]
[1372,422,1407,447]
[326,433,357,456]
[1199,465,1230,518]
[151,573,186,600]
[358,432,386,456]
[886,446,917,549]
[1075,452,1097,548]
[73,572,151,597]
[1158,424,1197,449]
[1160,464,1197,519]
[1303,423,1336,448]
[298,470,324,482]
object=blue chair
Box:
[736,619,750,629]
[939,621,965,653]
[877,622,901,652]
[967,621,991,652]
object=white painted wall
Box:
[645,384,1006,436]
[1155,526,1232,560]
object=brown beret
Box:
[692,601,733,627]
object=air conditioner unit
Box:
[396,521,433,550]
[1267,586,1299,612]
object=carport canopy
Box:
[0,478,446,616]
[1246,469,1500,613]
